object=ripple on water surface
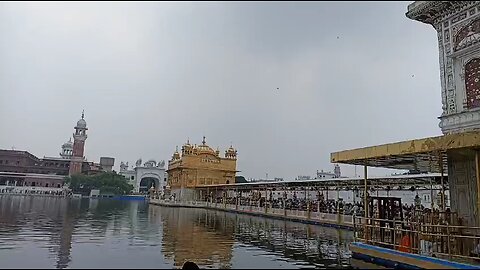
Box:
[0,196,353,269]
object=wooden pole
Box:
[440,153,445,211]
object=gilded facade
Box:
[159,207,234,268]
[167,137,237,189]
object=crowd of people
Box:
[201,193,366,215]
[0,188,69,196]
[196,192,443,219]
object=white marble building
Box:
[406,1,480,134]
[119,158,167,193]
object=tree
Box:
[64,172,134,195]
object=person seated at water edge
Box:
[182,261,200,270]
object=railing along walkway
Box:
[149,199,354,229]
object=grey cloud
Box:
[0,1,441,179]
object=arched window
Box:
[465,58,480,109]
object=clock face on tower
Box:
[465,58,480,109]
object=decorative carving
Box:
[447,57,453,66]
[445,29,450,42]
[465,58,480,108]
[452,19,470,39]
[439,109,480,133]
[158,160,165,168]
[144,160,156,167]
[454,18,480,51]
[448,74,454,87]
[453,12,468,24]
[120,161,129,172]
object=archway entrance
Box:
[139,177,159,193]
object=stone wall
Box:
[448,149,479,226]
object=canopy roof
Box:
[197,173,446,190]
[330,131,480,173]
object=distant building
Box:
[296,165,342,181]
[59,138,73,159]
[0,112,114,190]
[99,157,115,172]
[167,137,237,201]
[69,111,88,175]
[316,170,335,179]
[119,159,166,193]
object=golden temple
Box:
[167,137,238,190]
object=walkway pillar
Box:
[364,164,369,242]
[430,176,434,210]
[307,187,311,220]
[236,188,240,210]
[364,165,368,218]
[223,188,226,209]
[439,153,445,211]
[336,185,340,224]
[317,187,321,213]
[265,186,268,214]
[476,151,480,227]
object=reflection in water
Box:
[155,207,353,269]
[158,207,235,268]
[0,196,353,269]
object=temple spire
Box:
[81,109,84,119]
[202,136,206,145]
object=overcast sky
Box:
[0,1,442,180]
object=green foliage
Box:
[64,172,134,195]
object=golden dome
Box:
[225,144,237,159]
[172,146,181,160]
[182,139,194,155]
[195,136,216,155]
[196,144,216,155]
